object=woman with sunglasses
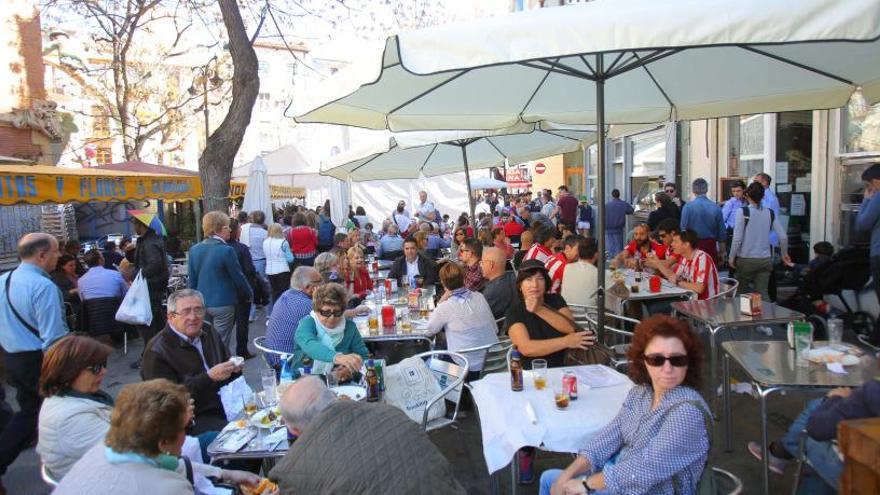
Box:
[291,283,369,377]
[543,315,710,495]
[37,336,258,488]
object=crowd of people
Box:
[0,168,877,494]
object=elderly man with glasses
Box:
[142,289,243,434]
[264,267,324,368]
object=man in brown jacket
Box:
[141,289,242,434]
[271,376,465,495]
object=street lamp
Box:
[189,55,223,146]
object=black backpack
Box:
[741,205,774,232]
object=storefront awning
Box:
[0,165,203,205]
[229,181,306,200]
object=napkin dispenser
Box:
[739,293,762,315]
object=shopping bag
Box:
[383,356,446,424]
[115,270,153,326]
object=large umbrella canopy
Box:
[321,122,595,219]
[296,0,880,130]
[241,156,272,223]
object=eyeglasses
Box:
[664,189,675,194]
[87,362,107,374]
[644,354,689,367]
[171,307,206,317]
[317,308,345,318]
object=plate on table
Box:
[331,385,367,401]
[806,348,861,366]
[251,406,282,428]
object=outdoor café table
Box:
[207,414,289,472]
[671,299,805,415]
[604,268,694,315]
[471,365,632,495]
[721,340,877,495]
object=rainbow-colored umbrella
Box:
[128,210,167,236]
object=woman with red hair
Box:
[542,315,711,495]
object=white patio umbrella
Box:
[321,122,595,219]
[241,155,272,224]
[296,0,880,430]
[468,177,508,191]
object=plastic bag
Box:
[115,270,153,326]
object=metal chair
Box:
[789,429,834,495]
[253,336,293,369]
[41,463,59,488]
[711,277,740,300]
[458,337,512,380]
[713,467,744,495]
[574,305,640,371]
[413,350,468,432]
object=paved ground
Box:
[5,309,814,494]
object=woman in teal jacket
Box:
[292,283,368,376]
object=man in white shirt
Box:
[416,191,436,222]
[561,236,599,307]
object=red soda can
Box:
[372,261,379,273]
[563,369,578,400]
[384,278,392,294]
[381,305,395,327]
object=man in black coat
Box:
[131,217,170,367]
[387,237,438,287]
[142,289,242,434]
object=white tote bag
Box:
[382,356,446,424]
[115,270,153,326]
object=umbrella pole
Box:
[459,143,477,225]
[595,54,607,339]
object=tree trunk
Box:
[198,0,259,213]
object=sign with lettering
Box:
[0,165,202,205]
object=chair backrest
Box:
[579,305,640,344]
[482,338,512,376]
[712,467,743,495]
[712,277,739,300]
[83,297,123,336]
[41,463,59,487]
[253,336,293,369]
[414,350,468,427]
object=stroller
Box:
[779,246,876,341]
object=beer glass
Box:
[531,359,547,390]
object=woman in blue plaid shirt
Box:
[542,315,711,495]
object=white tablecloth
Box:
[471,365,632,474]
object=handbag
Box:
[668,400,719,495]
[564,339,613,366]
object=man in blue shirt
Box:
[856,164,880,326]
[79,249,129,301]
[264,266,323,367]
[605,189,634,259]
[680,178,726,263]
[722,180,747,274]
[377,224,405,260]
[0,233,68,483]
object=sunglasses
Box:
[644,354,688,367]
[664,189,675,194]
[87,362,107,374]
[317,308,345,318]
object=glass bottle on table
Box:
[510,347,524,392]
[365,359,380,402]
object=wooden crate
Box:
[839,417,880,494]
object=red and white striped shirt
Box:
[524,243,552,264]
[545,252,568,294]
[674,249,719,300]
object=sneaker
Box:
[747,441,788,475]
[517,448,535,485]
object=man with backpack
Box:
[729,182,790,301]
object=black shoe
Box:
[241,352,257,360]
[129,358,142,370]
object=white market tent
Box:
[232,143,334,207]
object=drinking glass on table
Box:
[261,369,278,405]
[242,392,258,417]
[553,380,570,410]
[531,359,547,390]
[827,318,844,346]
